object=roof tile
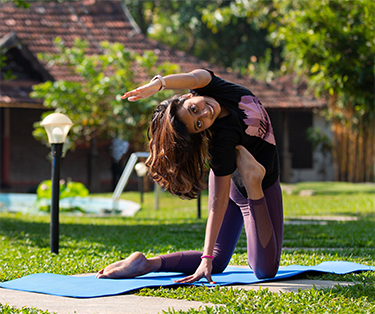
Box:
[0,0,324,109]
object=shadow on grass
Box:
[1,214,375,252]
[0,215,206,252]
[1,214,375,266]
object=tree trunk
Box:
[88,136,101,193]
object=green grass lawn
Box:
[1,182,374,313]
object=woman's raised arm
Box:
[122,69,211,102]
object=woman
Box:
[97,69,283,284]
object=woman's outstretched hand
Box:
[174,258,216,284]
[121,81,160,102]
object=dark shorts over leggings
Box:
[158,171,284,279]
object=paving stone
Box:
[0,288,216,314]
[230,279,353,293]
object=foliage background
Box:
[127,0,375,182]
[28,0,375,184]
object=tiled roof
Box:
[0,0,324,109]
[0,80,44,108]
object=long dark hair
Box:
[146,96,210,199]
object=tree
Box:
[125,0,278,74]
[31,38,179,191]
[198,0,375,181]
[270,0,375,182]
[1,0,30,9]
[123,0,156,36]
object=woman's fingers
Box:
[174,274,215,284]
[175,274,201,284]
[127,96,143,102]
[206,275,215,284]
[121,81,161,101]
[121,89,139,99]
[174,275,195,283]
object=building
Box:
[0,1,331,193]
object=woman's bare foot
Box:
[96,252,161,279]
[235,145,266,200]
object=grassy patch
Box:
[0,304,54,314]
[138,284,375,313]
[1,182,374,313]
[284,181,375,196]
[282,182,375,217]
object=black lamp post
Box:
[41,113,73,254]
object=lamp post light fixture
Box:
[41,113,73,254]
[134,161,148,204]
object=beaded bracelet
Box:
[201,255,214,260]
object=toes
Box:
[96,269,106,278]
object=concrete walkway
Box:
[0,276,352,314]
[0,288,216,314]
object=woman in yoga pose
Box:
[96,69,283,284]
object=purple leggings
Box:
[158,172,283,279]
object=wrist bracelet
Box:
[201,255,214,260]
[150,74,166,91]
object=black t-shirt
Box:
[192,70,279,197]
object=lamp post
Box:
[41,113,73,254]
[134,162,148,204]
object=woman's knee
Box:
[252,260,279,279]
[254,266,278,280]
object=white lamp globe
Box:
[135,162,148,177]
[41,113,73,144]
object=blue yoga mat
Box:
[0,261,374,298]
